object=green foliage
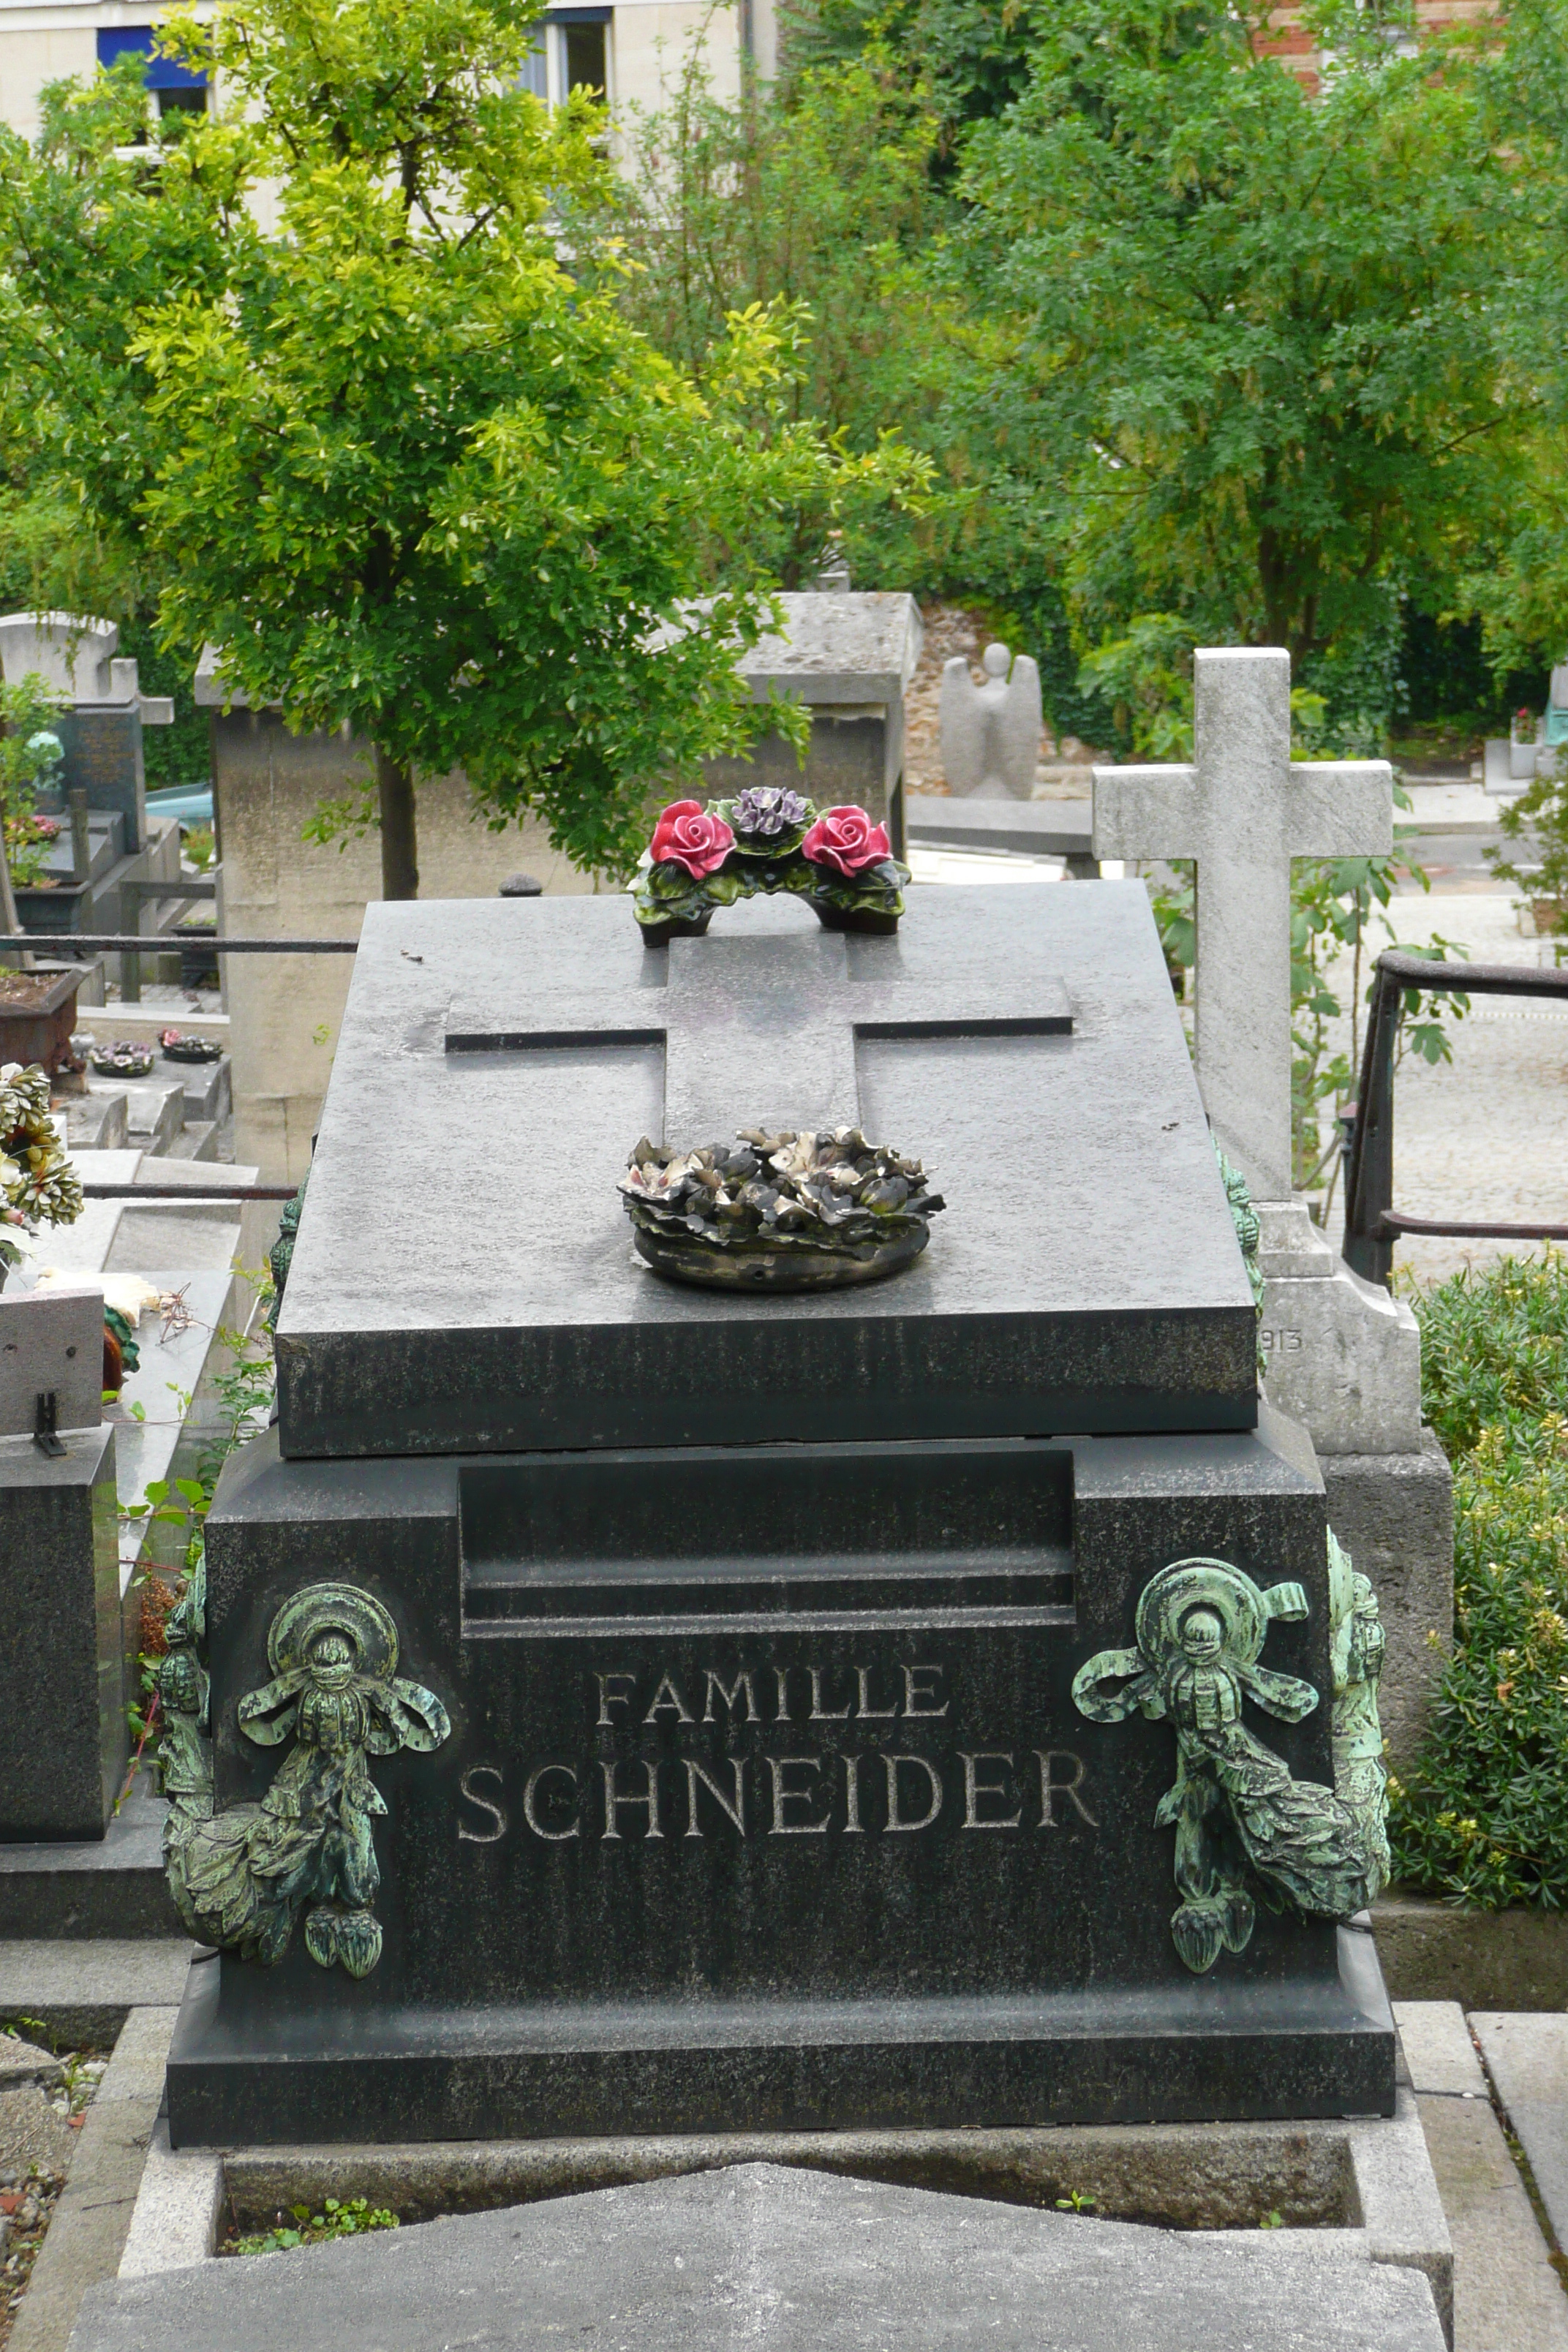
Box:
[569,48,948,592]
[0,0,924,886]
[0,673,68,891]
[232,2197,399,2257]
[1389,1253,1568,1908]
[953,0,1530,736]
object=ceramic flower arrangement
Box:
[621,1126,944,1291]
[0,1061,82,1275]
[632,786,910,943]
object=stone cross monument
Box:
[1091,647,1391,1202]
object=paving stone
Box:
[11,2008,178,2352]
[1471,2015,1568,2253]
[1395,2002,1568,2352]
[68,2160,1444,2352]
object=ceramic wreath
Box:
[631,786,911,943]
[620,1126,945,1292]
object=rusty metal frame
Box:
[1342,949,1568,1286]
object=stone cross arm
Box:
[448,930,1071,1147]
[1093,760,1393,864]
[1088,646,1394,1201]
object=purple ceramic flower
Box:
[731,785,810,839]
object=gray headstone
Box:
[1093,648,1391,1201]
[701,591,923,848]
[0,1421,124,1839]
[66,2163,1444,2352]
[0,1286,103,1438]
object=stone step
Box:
[64,1090,128,1152]
[166,1122,218,1162]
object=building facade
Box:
[0,0,767,143]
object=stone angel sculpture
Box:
[1073,1554,1382,1975]
[159,1579,450,1978]
[939,642,1043,800]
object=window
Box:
[561,18,606,95]
[96,28,208,111]
[519,31,548,99]
[524,11,611,105]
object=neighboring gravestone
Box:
[67,2163,1447,2352]
[1093,649,1450,1772]
[940,643,1042,799]
[701,593,921,857]
[0,1287,125,1839]
[1092,647,1391,1203]
[162,883,1395,2147]
[0,611,173,857]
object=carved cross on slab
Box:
[1092,647,1392,1201]
[447,928,1071,1145]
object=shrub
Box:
[1387,1251,1568,1907]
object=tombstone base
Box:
[165,1929,1395,2148]
[1319,1435,1454,1777]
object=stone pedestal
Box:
[0,1422,124,1841]
[700,593,922,856]
[165,886,1395,2148]
[1256,1202,1452,1774]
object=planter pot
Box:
[12,879,92,936]
[1509,736,1539,780]
[0,965,94,1080]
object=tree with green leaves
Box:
[0,0,923,892]
[567,45,951,592]
[951,0,1533,747]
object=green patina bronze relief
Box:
[1328,1529,1391,1896]
[1073,1543,1388,1974]
[157,1575,449,1978]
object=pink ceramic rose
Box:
[802,805,891,878]
[648,800,736,880]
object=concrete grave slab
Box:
[276,884,1259,1459]
[11,2007,180,2352]
[0,1768,182,1940]
[68,2160,1446,2352]
[1471,2013,1568,2252]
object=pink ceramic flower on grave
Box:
[648,800,736,880]
[802,805,890,878]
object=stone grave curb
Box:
[10,2005,178,2352]
[115,2095,1452,2342]
[0,1943,194,2051]
[1374,1899,1568,2012]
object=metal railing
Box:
[1343,949,1568,1286]
[0,928,359,1207]
[117,878,218,1003]
[0,934,358,954]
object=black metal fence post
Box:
[1341,948,1568,1286]
[1343,961,1402,1286]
